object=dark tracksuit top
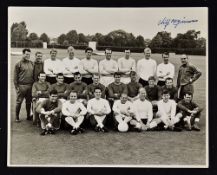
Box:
[14,59,34,88]
[33,61,44,82]
[32,81,50,99]
[177,99,202,116]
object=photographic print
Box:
[8,7,208,167]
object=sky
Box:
[8,7,208,39]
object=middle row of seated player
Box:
[36,87,202,136]
[32,71,178,125]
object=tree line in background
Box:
[11,21,206,55]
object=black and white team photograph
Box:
[8,7,208,167]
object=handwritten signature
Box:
[158,17,198,29]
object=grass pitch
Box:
[8,48,207,166]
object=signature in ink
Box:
[158,17,198,29]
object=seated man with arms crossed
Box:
[62,91,87,135]
[130,88,153,132]
[32,72,50,126]
[87,87,111,132]
[148,90,182,131]
[36,90,62,135]
[145,76,161,112]
[177,92,202,131]
[112,93,134,132]
[127,71,143,102]
[67,72,87,105]
[48,73,68,103]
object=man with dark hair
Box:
[48,73,68,103]
[67,72,87,105]
[62,46,80,84]
[157,52,175,86]
[14,48,34,122]
[118,49,136,84]
[33,51,44,82]
[44,49,63,84]
[177,54,202,100]
[36,89,62,135]
[144,76,161,111]
[86,73,106,99]
[147,90,182,131]
[137,48,157,87]
[32,72,50,126]
[161,77,178,101]
[80,47,98,85]
[99,48,118,87]
[87,87,111,132]
[127,71,143,102]
[177,92,202,131]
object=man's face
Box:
[105,50,112,60]
[184,94,192,103]
[162,54,169,64]
[68,48,74,59]
[139,89,146,100]
[35,53,43,63]
[86,50,92,59]
[125,50,130,59]
[50,94,58,102]
[74,75,82,83]
[148,79,155,87]
[181,55,188,65]
[23,51,31,61]
[56,76,64,84]
[120,94,128,104]
[70,92,77,103]
[92,75,100,84]
[165,79,173,88]
[162,93,170,102]
[130,74,137,82]
[50,51,57,60]
[144,50,151,59]
[38,73,46,82]
[114,75,121,83]
[94,89,102,99]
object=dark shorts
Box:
[157,80,165,87]
[64,77,74,84]
[82,77,93,85]
[139,78,149,87]
[46,76,56,84]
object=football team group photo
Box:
[8,7,208,167]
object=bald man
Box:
[137,48,157,87]
[62,46,81,84]
[177,54,202,100]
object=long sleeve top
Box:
[62,100,87,117]
[107,82,128,100]
[177,99,202,114]
[48,83,69,99]
[32,81,50,98]
[132,99,153,122]
[137,58,157,81]
[157,99,177,119]
[118,57,136,76]
[36,99,62,114]
[177,63,202,87]
[14,59,34,88]
[112,100,133,115]
[44,58,63,76]
[67,82,87,99]
[62,57,81,77]
[87,98,111,115]
[99,59,118,76]
[156,62,175,81]
[79,58,99,78]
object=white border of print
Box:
[7,7,209,168]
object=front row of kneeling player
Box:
[36,86,202,136]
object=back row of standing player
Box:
[13,47,202,134]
